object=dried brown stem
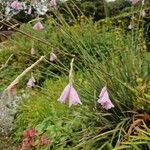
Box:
[4,56,45,93]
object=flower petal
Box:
[69,85,82,107]
[33,22,44,31]
[11,1,23,10]
[27,76,36,88]
[49,0,57,7]
[30,47,35,55]
[49,52,57,61]
[98,86,114,110]
[28,7,32,15]
[98,86,107,99]
[58,83,71,103]
[128,24,133,30]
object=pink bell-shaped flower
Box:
[11,0,23,10]
[30,47,35,55]
[27,75,36,88]
[58,83,71,104]
[140,10,146,17]
[27,6,32,15]
[98,86,114,110]
[69,85,82,107]
[128,23,133,29]
[49,52,57,62]
[33,22,44,31]
[58,83,82,107]
[49,0,57,7]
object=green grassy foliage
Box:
[0,5,150,150]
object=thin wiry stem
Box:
[0,54,13,70]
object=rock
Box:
[0,91,20,136]
[0,90,29,136]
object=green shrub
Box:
[12,76,69,141]
[12,73,115,149]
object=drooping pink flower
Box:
[128,23,133,29]
[40,135,49,146]
[49,0,57,7]
[130,0,140,5]
[98,86,114,110]
[30,47,35,55]
[58,83,82,107]
[11,0,23,10]
[27,75,36,88]
[27,7,32,15]
[33,22,44,31]
[49,52,57,61]
[58,83,71,103]
[11,1,17,8]
[140,10,146,17]
[69,85,82,107]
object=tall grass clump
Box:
[43,4,150,149]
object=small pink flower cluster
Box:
[49,0,57,7]
[10,0,57,12]
[15,128,51,150]
[11,0,23,10]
